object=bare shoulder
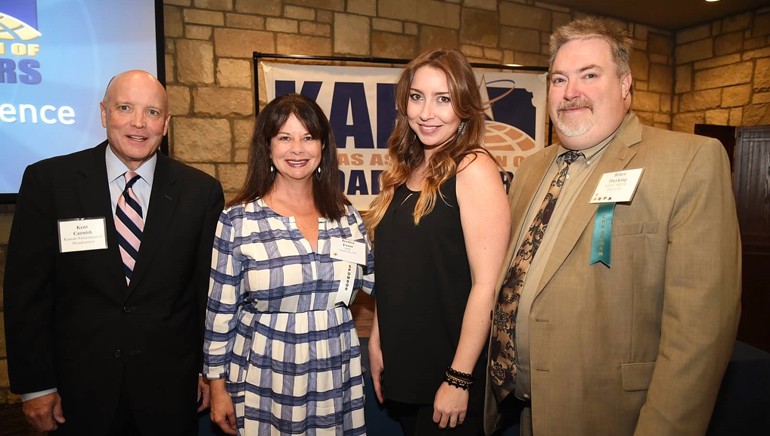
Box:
[457,151,498,176]
[457,151,501,187]
[456,151,507,208]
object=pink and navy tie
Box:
[115,172,143,284]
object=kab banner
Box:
[262,62,547,210]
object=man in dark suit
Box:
[4,70,224,434]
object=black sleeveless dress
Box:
[374,176,486,411]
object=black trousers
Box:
[491,394,529,436]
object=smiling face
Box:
[548,37,632,150]
[270,113,323,186]
[100,70,170,170]
[406,66,462,151]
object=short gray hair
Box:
[549,17,632,77]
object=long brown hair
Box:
[228,93,349,220]
[365,49,488,239]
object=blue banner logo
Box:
[1,0,42,84]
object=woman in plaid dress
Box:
[203,93,374,435]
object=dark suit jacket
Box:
[4,141,224,435]
[484,113,741,435]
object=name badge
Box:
[329,237,366,265]
[590,168,644,204]
[58,217,108,253]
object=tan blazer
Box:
[484,113,741,436]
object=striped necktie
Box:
[115,171,143,284]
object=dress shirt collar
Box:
[105,145,157,187]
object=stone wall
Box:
[1,0,768,407]
[673,10,770,132]
[158,0,688,197]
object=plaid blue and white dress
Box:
[203,199,374,435]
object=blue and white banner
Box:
[262,62,547,210]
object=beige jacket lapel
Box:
[534,113,643,298]
[493,146,561,294]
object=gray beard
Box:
[554,116,593,137]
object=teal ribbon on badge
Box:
[590,203,616,266]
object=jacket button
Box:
[114,349,122,358]
[123,306,132,313]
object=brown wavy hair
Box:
[228,93,349,220]
[365,49,489,239]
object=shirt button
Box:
[114,349,122,358]
[122,306,133,313]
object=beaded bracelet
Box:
[444,367,475,390]
[445,372,472,390]
[446,367,475,381]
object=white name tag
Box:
[590,168,644,204]
[329,237,366,265]
[58,218,108,253]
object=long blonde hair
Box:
[365,49,488,240]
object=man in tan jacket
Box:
[485,17,741,436]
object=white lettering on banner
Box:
[0,102,76,124]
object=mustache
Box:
[559,98,592,111]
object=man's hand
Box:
[23,392,65,432]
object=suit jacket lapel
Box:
[75,141,128,297]
[127,153,179,294]
[74,143,112,215]
[495,145,559,293]
[495,147,560,293]
[512,146,560,233]
[535,113,643,297]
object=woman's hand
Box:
[432,382,469,429]
[196,376,211,412]
[209,379,237,435]
[368,305,385,403]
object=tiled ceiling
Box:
[543,0,768,30]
